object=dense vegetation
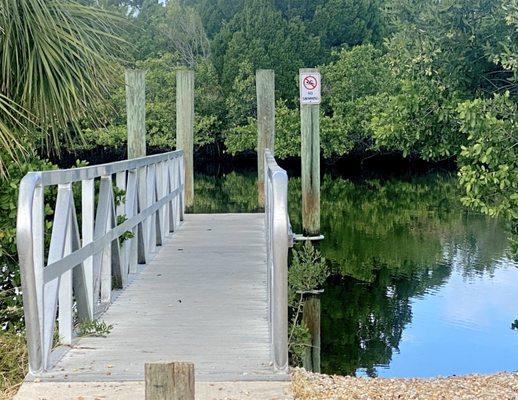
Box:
[65,0,516,226]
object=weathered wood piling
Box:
[125,69,146,159]
[300,68,321,236]
[302,292,322,373]
[176,68,194,208]
[256,69,276,207]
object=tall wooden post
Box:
[126,69,148,263]
[256,69,275,207]
[176,68,194,208]
[302,293,321,373]
[126,69,146,158]
[300,68,321,236]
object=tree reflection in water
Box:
[193,168,512,376]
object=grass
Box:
[0,331,27,400]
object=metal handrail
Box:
[264,149,289,371]
[16,150,185,373]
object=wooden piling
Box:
[126,68,148,263]
[176,68,194,208]
[145,362,195,400]
[126,69,146,159]
[256,69,276,207]
[300,68,320,236]
[302,293,321,373]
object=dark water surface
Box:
[193,165,517,378]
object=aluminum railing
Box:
[16,150,184,373]
[264,149,290,371]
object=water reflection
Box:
[193,168,517,377]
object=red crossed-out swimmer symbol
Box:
[303,75,318,91]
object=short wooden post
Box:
[145,362,195,400]
[302,293,321,373]
[300,68,320,236]
[125,69,146,159]
[176,68,194,209]
[256,69,275,207]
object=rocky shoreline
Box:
[292,369,518,399]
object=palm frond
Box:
[0,0,127,168]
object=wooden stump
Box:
[145,362,195,400]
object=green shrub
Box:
[288,242,330,366]
[457,92,517,220]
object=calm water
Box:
[193,166,518,377]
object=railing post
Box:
[32,185,45,341]
[146,164,157,253]
[256,69,275,207]
[125,169,139,273]
[270,170,289,371]
[116,172,128,281]
[17,175,44,373]
[58,185,74,345]
[176,68,194,209]
[82,179,95,318]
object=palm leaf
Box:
[0,0,127,170]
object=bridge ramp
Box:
[32,214,283,383]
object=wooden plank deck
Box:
[32,213,286,383]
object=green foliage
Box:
[287,242,329,366]
[312,0,385,48]
[323,45,393,109]
[76,319,113,337]
[370,78,462,160]
[321,45,395,153]
[224,60,257,128]
[384,0,510,95]
[289,242,329,298]
[161,0,210,68]
[224,119,257,157]
[139,53,179,149]
[71,53,223,153]
[0,0,126,171]
[457,93,517,220]
[272,101,300,158]
[65,0,516,182]
[212,0,325,102]
[288,320,311,366]
[187,0,246,38]
[116,215,135,243]
[224,100,352,159]
[123,0,170,61]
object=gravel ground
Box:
[292,369,518,400]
